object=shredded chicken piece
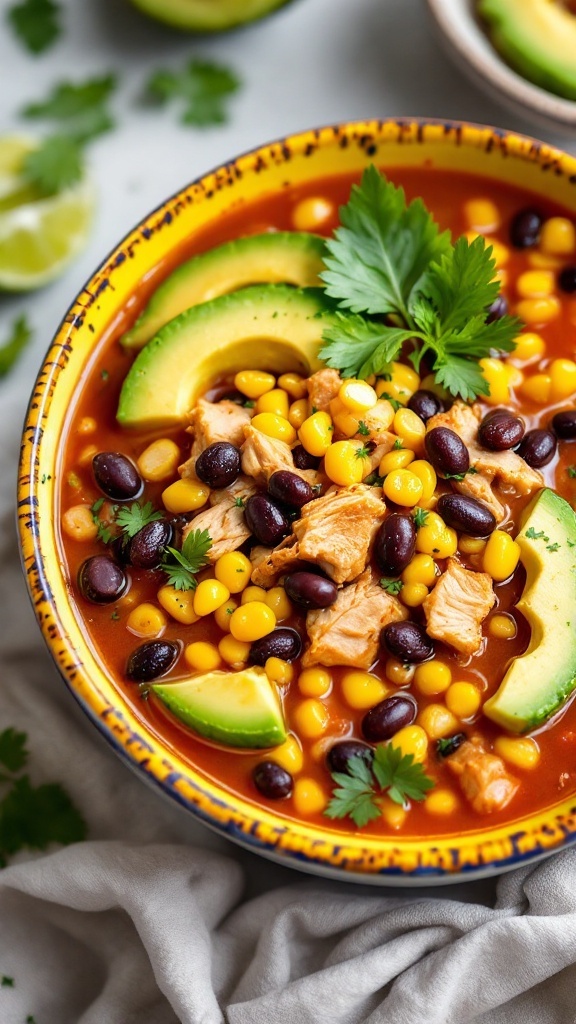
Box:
[180,398,252,479]
[306,367,342,412]
[252,483,386,586]
[427,401,543,521]
[250,545,273,572]
[241,425,320,489]
[423,557,495,656]
[446,736,519,814]
[208,475,256,506]
[302,570,406,668]
[182,495,250,561]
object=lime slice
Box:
[0,136,95,292]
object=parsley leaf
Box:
[115,501,163,540]
[0,729,28,774]
[161,529,212,591]
[324,758,381,828]
[22,135,84,196]
[372,744,435,806]
[380,577,403,595]
[324,742,435,827]
[22,75,117,144]
[320,313,414,380]
[7,0,60,54]
[0,315,33,378]
[147,59,241,127]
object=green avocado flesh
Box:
[152,667,287,748]
[117,284,331,430]
[479,0,576,100]
[128,0,292,32]
[484,488,576,734]
[121,232,326,351]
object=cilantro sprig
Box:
[147,59,241,127]
[319,166,521,401]
[325,744,434,828]
[161,529,212,591]
[7,0,61,54]
[90,499,163,545]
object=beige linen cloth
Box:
[2,388,576,1024]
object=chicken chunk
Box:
[306,367,342,411]
[423,557,495,656]
[241,425,320,489]
[446,736,519,814]
[208,475,256,506]
[182,494,250,561]
[252,483,386,587]
[180,398,252,478]
[302,569,406,668]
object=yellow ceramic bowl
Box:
[18,119,576,885]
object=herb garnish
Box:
[412,507,429,528]
[380,578,403,595]
[568,466,576,479]
[1,976,14,988]
[115,501,163,539]
[7,0,60,54]
[161,528,212,591]
[90,498,116,545]
[392,438,403,450]
[357,420,370,436]
[325,745,434,827]
[147,59,241,127]
[525,527,549,542]
[354,444,372,461]
[444,466,479,482]
[319,166,520,400]
[0,315,33,378]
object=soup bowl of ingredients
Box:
[18,118,576,884]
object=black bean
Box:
[437,733,467,758]
[92,452,142,501]
[362,695,417,743]
[425,427,470,477]
[292,444,321,470]
[478,408,525,451]
[509,208,542,249]
[268,470,314,509]
[195,442,241,489]
[559,266,576,294]
[517,428,557,468]
[552,410,576,440]
[78,556,127,603]
[244,494,290,546]
[127,640,179,682]
[249,627,303,666]
[381,621,434,663]
[128,519,172,568]
[253,762,293,799]
[486,295,508,322]
[326,741,374,775]
[374,513,416,576]
[408,389,443,422]
[284,572,338,610]
[436,494,497,537]
[110,535,131,565]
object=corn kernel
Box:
[516,270,555,298]
[61,504,99,542]
[380,794,407,829]
[408,460,437,502]
[157,585,199,625]
[391,724,428,762]
[78,416,97,435]
[458,536,487,555]
[298,667,332,697]
[324,440,365,486]
[494,735,540,770]
[193,579,230,617]
[341,670,388,710]
[464,198,501,234]
[393,407,426,450]
[417,704,459,740]
[229,601,276,642]
[215,551,252,593]
[540,216,576,256]
[401,582,428,607]
[482,530,521,582]
[255,388,290,419]
[78,444,99,467]
[528,251,564,270]
[251,412,296,444]
[278,372,307,399]
[389,361,421,394]
[288,398,309,429]
[214,599,238,632]
[402,553,437,587]
[379,448,415,475]
[184,641,222,673]
[234,370,275,399]
[271,734,304,774]
[414,660,452,696]
[520,373,552,404]
[445,681,482,719]
[364,399,395,433]
[265,657,294,686]
[218,634,251,667]
[299,412,333,458]
[339,379,378,415]
[550,358,576,401]
[126,603,167,638]
[292,698,330,739]
[489,613,517,639]
[479,357,513,405]
[292,777,327,815]
[241,585,268,604]
[330,398,361,438]
[383,468,423,507]
[292,196,334,232]
[137,439,180,482]
[265,586,292,620]
[385,658,415,686]
[425,789,459,815]
[416,512,458,558]
[517,296,560,325]
[162,479,210,513]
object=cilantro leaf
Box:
[22,75,117,144]
[161,528,212,591]
[0,729,28,774]
[380,577,403,595]
[320,313,414,380]
[357,420,370,436]
[0,316,33,378]
[324,759,381,828]
[0,776,86,865]
[324,742,435,828]
[90,499,116,545]
[22,134,84,195]
[1,976,14,987]
[147,59,241,127]
[7,0,60,54]
[412,507,429,528]
[115,501,163,540]
[372,744,435,806]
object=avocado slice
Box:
[152,666,287,748]
[122,232,326,351]
[484,488,576,734]
[479,0,576,100]
[128,0,293,32]
[117,284,332,430]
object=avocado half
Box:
[479,0,576,100]
[484,488,576,733]
[122,232,326,351]
[128,0,294,32]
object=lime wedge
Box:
[0,136,95,292]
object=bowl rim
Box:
[18,116,576,884]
